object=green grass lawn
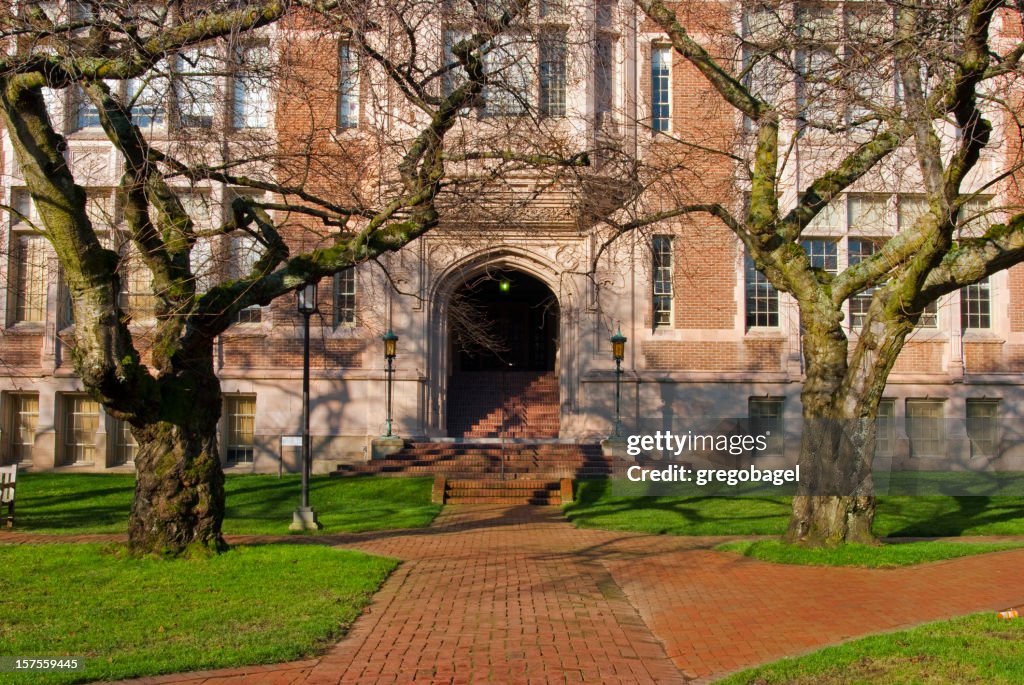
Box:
[15,473,440,535]
[0,543,397,685]
[717,612,1024,684]
[565,479,1024,537]
[716,539,1024,568]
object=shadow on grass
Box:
[878,495,1024,537]
[567,480,1024,538]
[562,479,791,536]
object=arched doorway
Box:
[447,270,560,437]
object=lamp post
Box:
[291,282,321,531]
[382,329,398,437]
[610,327,627,437]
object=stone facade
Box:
[2,1,1024,474]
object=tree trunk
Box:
[786,306,880,547]
[786,495,877,546]
[127,371,227,557]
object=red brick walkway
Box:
[4,507,1024,684]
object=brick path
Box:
[4,507,1024,684]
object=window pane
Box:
[875,399,894,456]
[539,31,566,117]
[651,46,671,132]
[898,195,929,230]
[749,397,784,454]
[848,238,879,329]
[966,399,998,458]
[9,394,38,463]
[118,244,156,320]
[745,254,778,327]
[848,195,888,233]
[800,238,838,273]
[338,41,359,129]
[959,197,994,236]
[112,417,138,466]
[64,396,99,464]
[227,396,256,463]
[234,45,271,129]
[484,33,534,115]
[906,399,945,457]
[960,277,990,330]
[127,63,169,127]
[652,236,673,328]
[13,236,49,323]
[333,270,357,326]
[176,48,218,128]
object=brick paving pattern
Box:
[3,507,1024,684]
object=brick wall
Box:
[964,341,1005,373]
[643,338,784,371]
[221,334,365,368]
[0,331,42,369]
[890,341,945,374]
[675,224,737,329]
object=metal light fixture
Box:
[296,282,317,314]
[610,327,627,437]
[291,281,321,530]
[382,329,398,437]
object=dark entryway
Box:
[447,271,560,437]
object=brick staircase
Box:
[447,371,559,438]
[334,441,627,505]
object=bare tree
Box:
[0,0,593,555]
[612,0,1024,545]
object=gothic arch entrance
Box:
[446,270,560,438]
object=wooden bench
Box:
[1,464,15,528]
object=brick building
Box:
[2,1,1023,474]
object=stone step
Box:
[445,496,561,505]
[447,479,560,490]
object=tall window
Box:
[961,277,990,330]
[749,397,784,454]
[230,235,263,324]
[539,31,567,117]
[875,398,895,457]
[233,44,271,129]
[906,399,945,457]
[11,235,49,324]
[484,33,534,115]
[338,41,360,129]
[333,270,357,327]
[63,395,100,464]
[175,48,218,128]
[118,244,157,320]
[6,394,38,464]
[745,254,778,327]
[652,236,673,328]
[225,395,256,464]
[966,399,999,458]
[741,3,784,131]
[651,46,672,132]
[848,238,879,329]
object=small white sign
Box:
[281,436,303,447]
